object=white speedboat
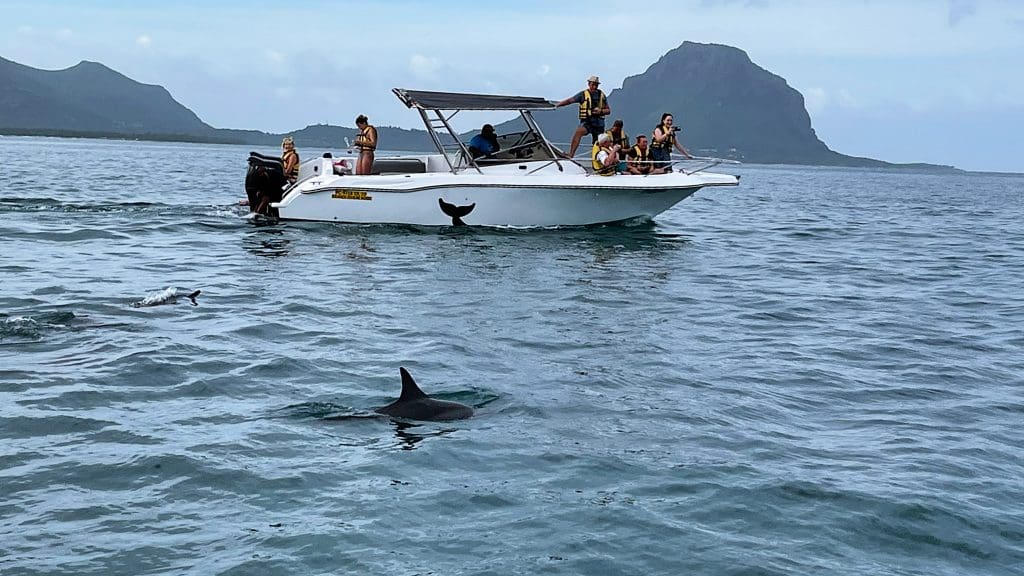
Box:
[270,89,739,227]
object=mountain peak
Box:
[70,59,107,70]
[64,59,129,80]
[670,41,752,60]
[0,56,212,135]
[605,40,838,163]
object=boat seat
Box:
[371,158,426,174]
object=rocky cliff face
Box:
[514,42,859,165]
[0,57,213,135]
[616,41,834,163]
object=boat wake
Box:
[0,310,129,343]
[0,196,248,220]
[0,313,74,342]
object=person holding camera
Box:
[605,119,630,173]
[651,113,694,172]
[591,132,620,176]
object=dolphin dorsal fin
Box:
[399,367,428,401]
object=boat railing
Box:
[560,150,741,176]
[675,155,742,175]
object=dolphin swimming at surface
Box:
[375,367,474,421]
[131,288,201,308]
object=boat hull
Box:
[273,161,738,227]
[278,184,703,227]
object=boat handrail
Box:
[561,151,741,176]
[525,160,570,175]
[672,155,741,175]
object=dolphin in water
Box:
[375,367,474,421]
[131,288,201,308]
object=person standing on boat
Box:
[281,136,300,182]
[650,112,694,172]
[626,135,664,175]
[591,132,620,176]
[354,115,378,175]
[555,75,610,158]
[468,123,501,159]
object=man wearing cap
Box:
[556,75,611,158]
[468,123,501,159]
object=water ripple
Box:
[0,139,1022,575]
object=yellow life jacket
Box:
[281,149,299,178]
[591,144,616,176]
[605,129,628,149]
[629,145,651,169]
[355,125,376,151]
[579,89,607,120]
[651,123,675,149]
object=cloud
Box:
[409,53,443,81]
[56,28,73,39]
[538,64,550,77]
[803,87,827,115]
[802,87,859,116]
[136,35,151,48]
[697,0,770,6]
[834,89,858,109]
[948,0,977,27]
[16,25,35,35]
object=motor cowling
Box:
[245,152,287,217]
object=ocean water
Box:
[1,136,1022,575]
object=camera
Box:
[670,126,680,132]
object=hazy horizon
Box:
[3,0,1023,172]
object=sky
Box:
[3,0,1023,172]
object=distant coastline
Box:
[0,45,963,173]
[0,127,246,145]
[3,132,982,176]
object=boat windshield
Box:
[393,88,567,174]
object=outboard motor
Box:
[245,152,288,217]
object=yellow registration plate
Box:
[331,189,372,201]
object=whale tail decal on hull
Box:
[438,198,476,226]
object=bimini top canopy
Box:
[393,88,556,111]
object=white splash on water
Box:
[134,287,177,307]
